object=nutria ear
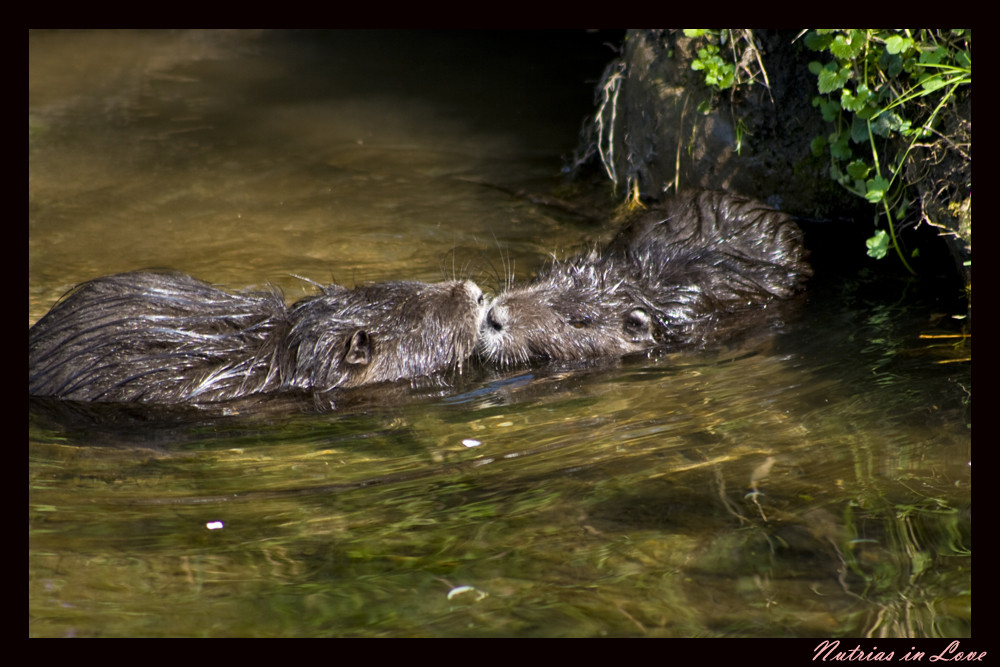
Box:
[344,330,371,366]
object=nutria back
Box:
[29,271,486,404]
[28,272,288,403]
[604,189,812,299]
[478,190,811,368]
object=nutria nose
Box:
[485,304,507,332]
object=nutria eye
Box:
[569,317,592,329]
[624,308,651,333]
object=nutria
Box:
[29,271,486,403]
[478,190,811,367]
[603,189,811,299]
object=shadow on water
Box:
[29,30,970,638]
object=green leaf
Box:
[810,135,827,156]
[870,111,907,137]
[866,230,890,259]
[683,29,709,38]
[830,132,852,160]
[884,35,913,55]
[840,86,871,113]
[817,64,851,94]
[865,176,890,203]
[846,160,870,180]
[850,116,870,143]
[830,30,865,60]
[879,49,905,78]
[818,98,841,122]
[919,45,946,65]
[804,31,833,51]
[855,103,879,121]
[919,75,948,93]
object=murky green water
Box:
[29,30,971,638]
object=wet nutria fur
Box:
[29,271,486,403]
[478,190,811,367]
[603,189,811,299]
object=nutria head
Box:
[477,256,656,367]
[477,191,811,369]
[284,279,487,391]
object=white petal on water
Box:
[447,585,488,601]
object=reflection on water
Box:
[29,30,600,312]
[29,30,971,638]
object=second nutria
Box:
[29,271,486,404]
[603,189,811,299]
[478,190,811,368]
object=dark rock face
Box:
[573,29,858,220]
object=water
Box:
[29,30,971,638]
